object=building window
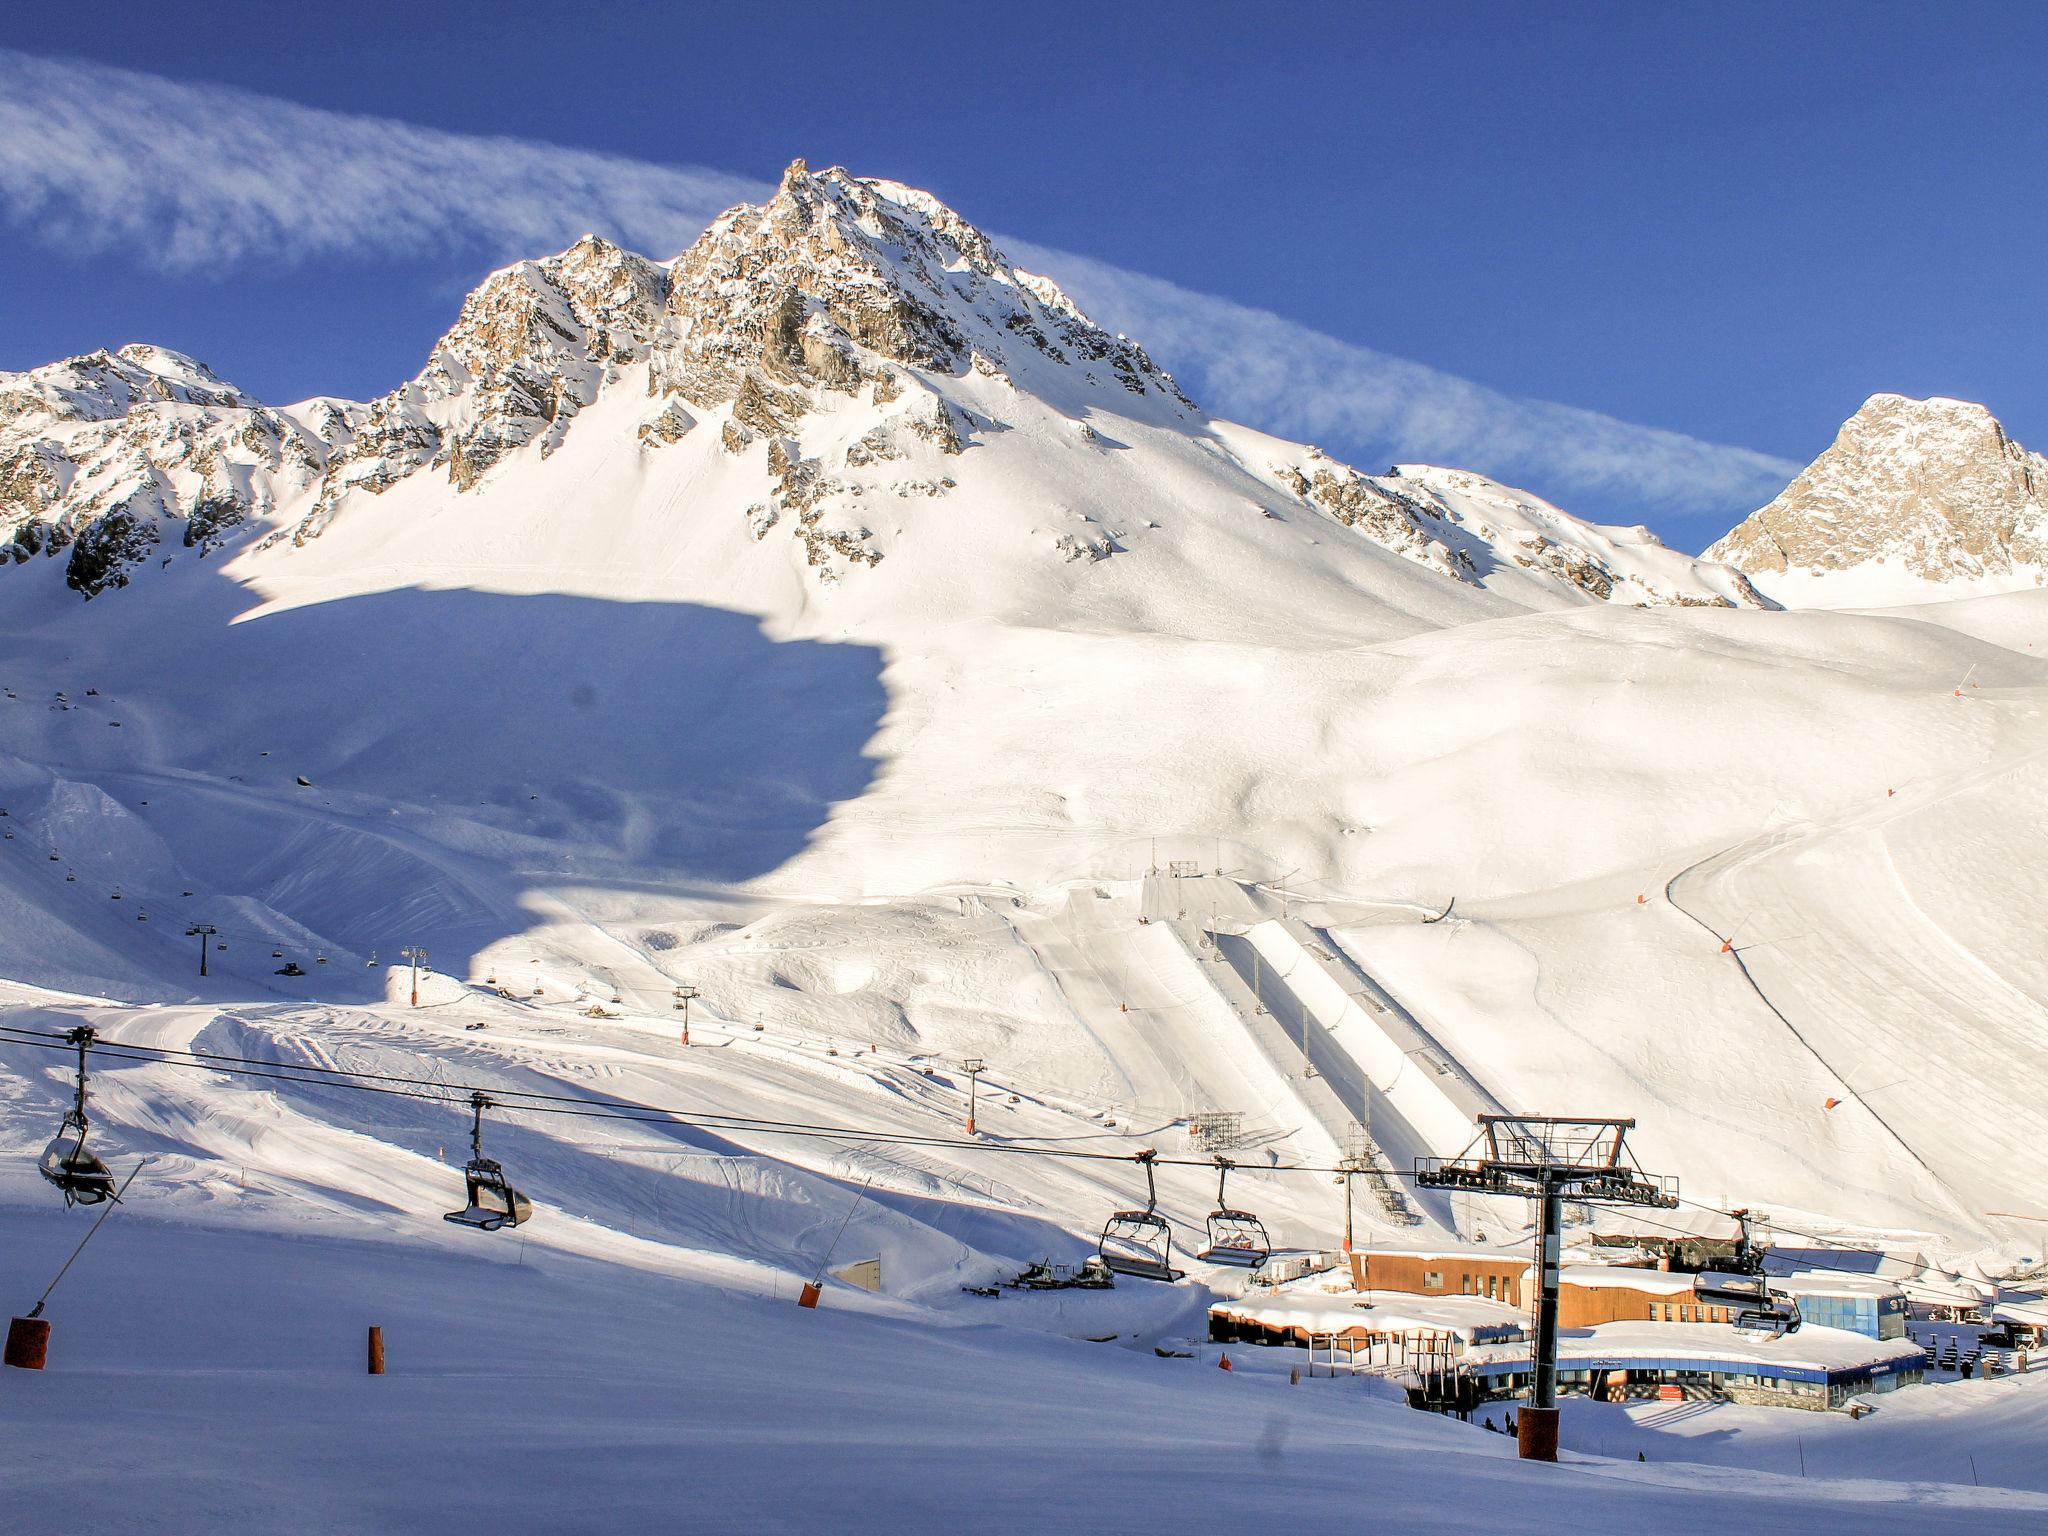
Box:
[1424,1271,1444,1290]
[1462,1274,1474,1295]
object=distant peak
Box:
[1707,391,2047,586]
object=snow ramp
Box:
[1212,918,1504,1158]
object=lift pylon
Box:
[1417,1115,1675,1463]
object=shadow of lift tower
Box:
[1417,1116,1678,1463]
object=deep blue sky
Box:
[4,1,2043,548]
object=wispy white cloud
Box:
[0,49,1796,529]
[1012,244,1801,522]
[0,51,761,266]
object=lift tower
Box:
[1417,1115,1676,1463]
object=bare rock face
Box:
[1276,454,1475,585]
[657,160,1189,422]
[1,159,1769,609]
[1708,394,2048,585]
[287,235,672,542]
[0,346,350,595]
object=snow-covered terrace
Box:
[1210,1282,1524,1344]
[1462,1322,1926,1382]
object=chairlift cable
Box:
[26,1157,150,1320]
[0,1023,2022,1305]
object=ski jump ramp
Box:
[1207,917,1504,1159]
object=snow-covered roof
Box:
[1772,1270,1906,1301]
[1464,1321,1925,1378]
[1765,1247,1925,1281]
[1212,1281,1525,1341]
[1353,1242,1531,1263]
[1558,1264,1697,1294]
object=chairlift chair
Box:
[1098,1149,1182,1282]
[1693,1268,1801,1337]
[444,1092,533,1232]
[1196,1156,1271,1267]
[1690,1207,1800,1336]
[38,1026,117,1206]
[1731,1297,1802,1338]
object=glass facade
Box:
[1795,1291,1908,1340]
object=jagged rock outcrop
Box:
[1263,458,1761,607]
[1709,394,2048,587]
[0,159,1767,607]
[657,160,1189,421]
[286,236,671,542]
[1276,453,1475,584]
[0,346,350,595]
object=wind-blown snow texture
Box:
[2,162,2045,1532]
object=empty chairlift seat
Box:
[444,1092,534,1232]
[1099,1149,1182,1283]
[1693,1268,1801,1338]
[1196,1156,1271,1268]
[39,1026,117,1207]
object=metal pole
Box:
[962,1059,985,1136]
[28,1158,148,1319]
[401,946,428,1007]
[1521,1175,1563,1462]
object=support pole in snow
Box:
[1338,1125,1372,1258]
[1417,1117,1673,1463]
[401,946,428,1007]
[962,1058,986,1136]
[186,922,217,977]
[367,1326,385,1375]
[674,984,699,1047]
[1523,1180,1564,1461]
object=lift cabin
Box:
[39,1026,117,1207]
[1098,1149,1183,1282]
[444,1092,534,1232]
[1196,1156,1271,1268]
[1693,1268,1802,1338]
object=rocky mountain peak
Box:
[0,163,1774,610]
[657,160,1190,434]
[1708,393,2048,588]
[0,344,258,431]
[0,345,345,595]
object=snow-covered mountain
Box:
[0,344,358,595]
[2,160,1755,617]
[1709,393,2048,607]
[5,162,2048,1494]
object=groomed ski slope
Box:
[7,1201,2044,1534]
[6,264,2048,1519]
[4,555,2046,1255]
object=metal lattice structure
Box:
[1188,1109,1247,1153]
[1416,1116,1677,1209]
[1416,1115,1675,1463]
